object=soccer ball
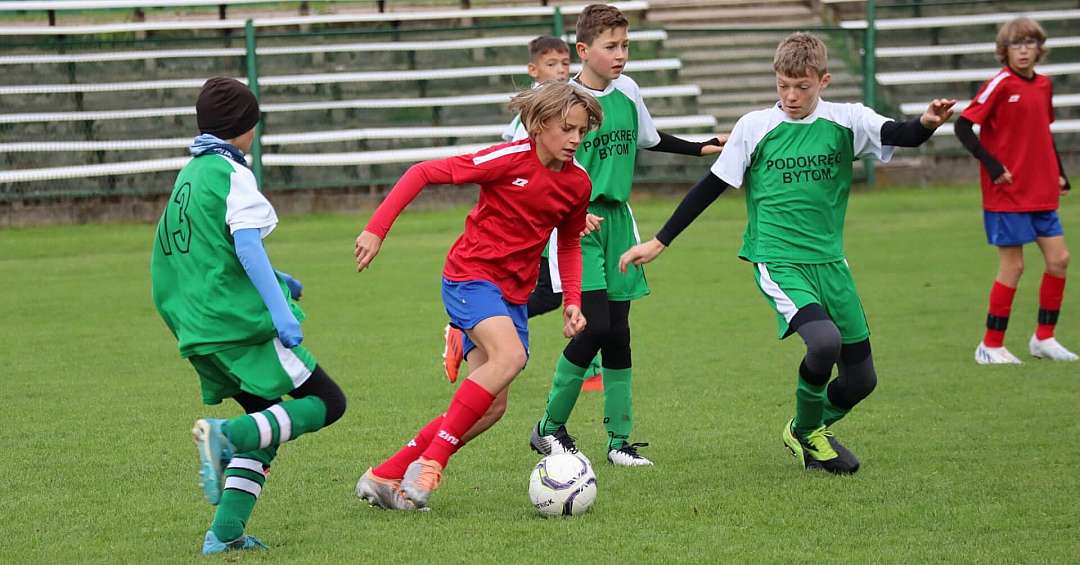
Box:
[528,452,597,516]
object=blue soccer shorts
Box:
[441,278,529,360]
[983,210,1063,246]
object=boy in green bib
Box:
[529,4,724,467]
[151,78,347,554]
[621,33,955,474]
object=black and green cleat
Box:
[781,419,859,475]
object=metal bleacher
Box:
[0,0,721,200]
[825,0,1080,161]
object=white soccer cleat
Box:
[607,443,654,467]
[1029,335,1080,361]
[975,342,1023,365]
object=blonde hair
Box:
[509,81,603,138]
[575,4,628,46]
[996,17,1048,65]
[774,32,828,78]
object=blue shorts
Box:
[441,278,529,360]
[984,210,1063,246]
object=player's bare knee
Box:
[1047,250,1069,276]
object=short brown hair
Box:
[529,35,570,62]
[995,17,1048,65]
[773,32,828,78]
[575,4,628,47]
[508,81,603,138]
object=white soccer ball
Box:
[528,452,597,516]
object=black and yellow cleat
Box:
[782,419,859,475]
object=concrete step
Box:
[647,5,813,23]
[679,47,777,62]
[647,0,808,8]
[665,32,791,50]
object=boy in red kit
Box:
[352,81,603,510]
[956,17,1076,364]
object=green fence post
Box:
[862,0,877,186]
[552,6,563,38]
[244,19,265,190]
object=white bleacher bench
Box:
[0,83,701,125]
[900,93,1080,116]
[933,119,1080,137]
[0,114,715,152]
[842,9,1080,30]
[0,1,648,35]
[0,30,668,66]
[876,36,1080,59]
[877,62,1080,86]
[0,0,279,9]
[0,114,717,183]
[0,58,681,96]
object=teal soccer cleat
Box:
[191,418,234,505]
[202,530,268,555]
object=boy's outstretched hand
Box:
[920,99,957,129]
[619,238,667,273]
[354,230,383,272]
[701,133,729,156]
[563,305,586,338]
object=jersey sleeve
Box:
[447,143,527,185]
[850,103,895,162]
[618,77,660,149]
[364,158,455,238]
[709,115,753,188]
[225,163,278,237]
[554,182,589,309]
[960,72,1008,125]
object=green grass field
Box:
[4,185,1080,563]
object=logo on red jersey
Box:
[1008,94,1021,103]
[512,178,529,187]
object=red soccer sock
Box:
[421,379,495,467]
[1036,273,1066,340]
[373,415,444,480]
[984,281,1017,348]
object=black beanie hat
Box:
[196,77,260,140]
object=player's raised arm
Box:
[878,98,956,148]
[355,159,456,271]
[645,131,729,156]
[619,171,729,272]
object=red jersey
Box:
[960,67,1059,212]
[365,140,591,307]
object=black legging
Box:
[233,365,347,426]
[561,289,632,370]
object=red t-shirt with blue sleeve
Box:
[365,140,591,307]
[960,68,1059,212]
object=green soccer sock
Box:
[211,446,276,542]
[224,396,327,453]
[601,367,633,450]
[793,376,827,439]
[822,393,850,427]
[539,355,589,435]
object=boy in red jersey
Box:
[956,17,1076,364]
[352,82,603,510]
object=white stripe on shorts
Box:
[267,404,292,444]
[625,202,642,244]
[250,411,273,449]
[273,338,313,389]
[756,263,799,323]
[227,457,266,477]
[224,476,263,498]
[547,229,563,294]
